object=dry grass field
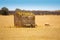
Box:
[0,15,60,40]
[0,15,14,27]
[35,15,60,28]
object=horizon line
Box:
[0,8,60,11]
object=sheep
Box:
[45,23,50,26]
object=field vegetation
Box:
[0,7,60,40]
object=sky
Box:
[0,0,60,10]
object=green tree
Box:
[1,7,9,15]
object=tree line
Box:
[0,7,60,15]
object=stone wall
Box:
[14,11,35,28]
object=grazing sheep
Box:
[45,23,50,26]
